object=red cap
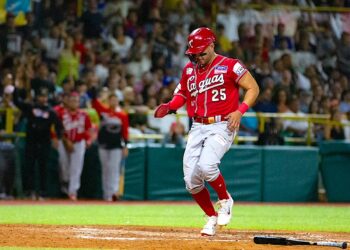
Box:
[185,27,216,55]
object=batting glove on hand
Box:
[154,103,176,118]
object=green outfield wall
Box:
[11,142,350,202]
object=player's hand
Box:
[122,147,129,157]
[154,103,176,118]
[225,111,242,132]
[63,138,74,153]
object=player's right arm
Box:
[154,67,188,118]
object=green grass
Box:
[0,204,349,232]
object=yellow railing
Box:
[1,108,349,146]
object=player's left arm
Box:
[226,72,260,131]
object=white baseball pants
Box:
[58,140,86,196]
[183,122,236,194]
[98,148,123,200]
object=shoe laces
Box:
[216,199,230,215]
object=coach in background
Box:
[89,86,129,201]
[14,87,63,200]
[57,92,93,201]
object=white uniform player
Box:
[154,27,260,236]
[57,92,92,201]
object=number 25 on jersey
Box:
[212,89,226,102]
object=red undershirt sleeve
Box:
[169,95,186,110]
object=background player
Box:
[154,27,260,236]
[57,92,93,201]
[89,87,129,201]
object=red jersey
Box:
[175,55,248,117]
[58,109,92,142]
[92,99,129,148]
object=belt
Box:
[193,115,228,124]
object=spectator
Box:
[163,120,185,146]
[108,24,133,62]
[57,36,80,85]
[273,87,289,113]
[339,90,350,114]
[273,23,294,50]
[41,25,65,66]
[283,95,309,137]
[81,0,103,39]
[0,12,22,55]
[324,110,345,140]
[30,63,56,101]
[336,32,350,78]
[253,87,277,113]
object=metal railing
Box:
[1,108,349,146]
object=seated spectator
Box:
[324,110,345,140]
[273,23,294,50]
[273,87,289,113]
[163,120,185,147]
[256,119,284,146]
[339,90,350,114]
[239,107,258,138]
[253,87,277,113]
[282,95,309,137]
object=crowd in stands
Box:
[0,0,350,199]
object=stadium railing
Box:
[1,107,349,146]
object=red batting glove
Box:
[154,103,176,118]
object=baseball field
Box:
[0,200,349,249]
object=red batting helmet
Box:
[185,27,216,55]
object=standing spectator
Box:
[81,0,103,39]
[30,63,56,101]
[57,36,80,85]
[90,87,129,201]
[14,88,63,200]
[108,24,133,62]
[41,25,65,66]
[57,92,93,201]
[273,23,294,50]
[0,12,22,55]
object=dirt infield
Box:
[0,224,349,250]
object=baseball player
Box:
[89,87,129,201]
[57,92,93,201]
[154,27,259,236]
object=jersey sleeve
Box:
[173,65,191,99]
[230,59,248,84]
[91,98,109,115]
